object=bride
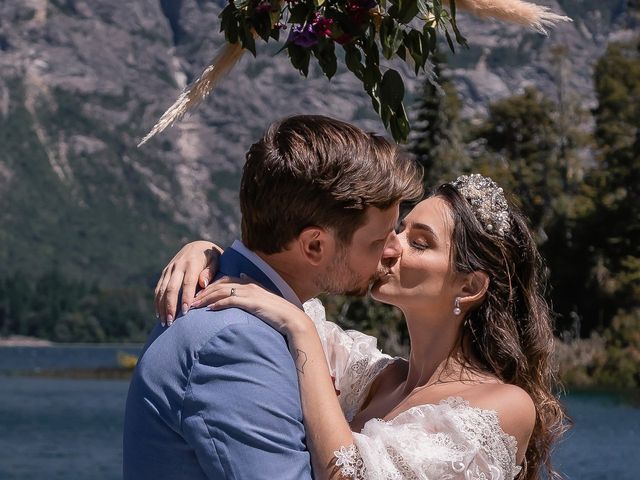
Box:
[156,174,568,479]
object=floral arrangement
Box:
[220,0,467,142]
[139,0,570,145]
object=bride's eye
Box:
[410,239,429,250]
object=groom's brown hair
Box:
[240,115,423,254]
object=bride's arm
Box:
[284,314,355,479]
[204,279,356,480]
[154,240,222,325]
[158,243,392,413]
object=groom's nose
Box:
[382,231,402,259]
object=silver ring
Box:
[230,287,236,297]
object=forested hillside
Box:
[0,0,636,366]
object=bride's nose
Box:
[382,230,402,259]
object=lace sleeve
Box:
[303,299,395,420]
[332,397,522,480]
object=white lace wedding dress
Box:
[303,299,522,480]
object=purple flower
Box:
[288,24,318,48]
[255,0,272,14]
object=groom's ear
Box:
[297,226,334,267]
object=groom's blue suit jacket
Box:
[123,247,312,479]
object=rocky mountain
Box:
[0,0,634,285]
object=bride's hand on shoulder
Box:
[155,240,223,325]
[192,276,313,337]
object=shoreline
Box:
[0,335,53,347]
[0,336,144,348]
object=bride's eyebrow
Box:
[409,222,438,241]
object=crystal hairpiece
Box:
[451,174,511,237]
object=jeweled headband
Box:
[450,174,511,237]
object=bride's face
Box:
[371,197,461,313]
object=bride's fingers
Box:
[207,294,253,311]
[191,279,245,308]
[195,276,242,299]
[155,267,174,324]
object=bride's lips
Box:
[372,269,394,287]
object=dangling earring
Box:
[453,297,462,316]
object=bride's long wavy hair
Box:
[435,183,569,480]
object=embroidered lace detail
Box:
[303,298,395,421]
[334,444,367,478]
[333,397,521,480]
[436,397,522,479]
[341,355,395,421]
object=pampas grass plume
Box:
[452,0,571,34]
[138,42,245,147]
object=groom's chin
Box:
[342,285,370,297]
[342,279,378,297]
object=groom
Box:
[123,115,423,479]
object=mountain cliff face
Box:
[0,0,634,284]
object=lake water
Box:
[1,346,639,479]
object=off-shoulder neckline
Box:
[382,395,518,443]
[364,395,520,469]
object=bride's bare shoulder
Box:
[465,382,536,462]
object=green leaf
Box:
[219,5,233,31]
[364,41,380,69]
[380,68,405,110]
[420,30,431,56]
[367,87,381,114]
[254,13,273,42]
[417,0,430,19]
[433,0,443,23]
[404,29,425,73]
[220,5,240,44]
[315,42,337,79]
[289,4,311,24]
[239,22,256,56]
[380,17,403,60]
[365,24,377,50]
[269,27,281,42]
[225,18,240,44]
[288,44,311,76]
[363,64,380,91]
[389,104,410,143]
[381,104,392,128]
[396,0,420,24]
[424,25,437,52]
[444,28,455,53]
[344,46,364,79]
[448,0,467,46]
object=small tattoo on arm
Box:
[294,349,308,374]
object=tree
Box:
[409,50,469,189]
[473,87,568,239]
[467,85,597,334]
[576,38,640,330]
